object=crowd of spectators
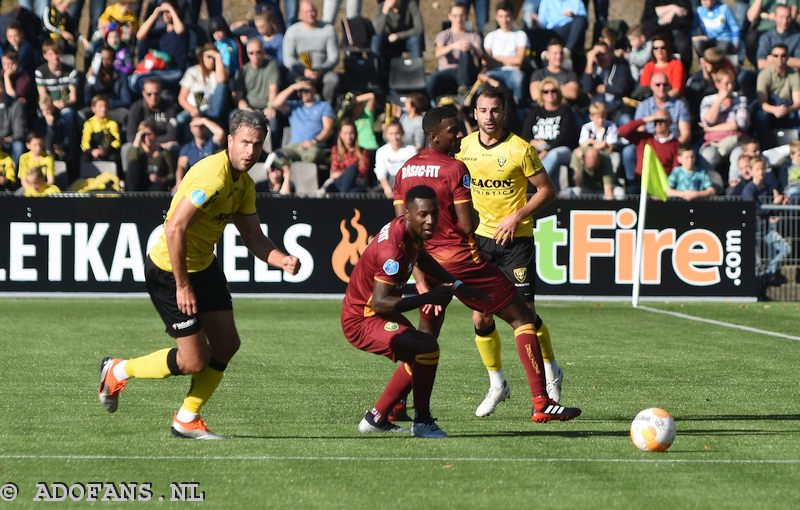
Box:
[0,0,797,198]
[0,0,797,295]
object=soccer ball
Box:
[630,408,676,452]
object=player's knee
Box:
[414,349,440,366]
[179,357,208,374]
[473,312,495,332]
[177,350,210,374]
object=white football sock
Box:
[113,360,129,381]
[176,407,198,423]
[488,369,506,388]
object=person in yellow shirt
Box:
[97,110,301,440]
[0,150,15,191]
[81,95,121,169]
[22,166,61,196]
[18,133,56,193]
[455,86,566,417]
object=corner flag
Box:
[632,144,670,308]
[641,144,669,202]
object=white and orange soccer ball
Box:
[630,407,676,452]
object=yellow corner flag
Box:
[641,144,669,202]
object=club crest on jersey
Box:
[384,322,399,331]
[513,267,527,283]
[190,189,207,206]
[497,157,507,167]
[383,259,400,275]
[462,175,470,188]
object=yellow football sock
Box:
[536,320,555,363]
[125,348,173,379]
[475,327,502,371]
[181,367,224,415]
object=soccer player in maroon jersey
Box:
[342,185,484,438]
[392,107,581,423]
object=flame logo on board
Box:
[332,209,370,283]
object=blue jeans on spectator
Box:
[176,84,229,126]
[486,67,524,104]
[189,0,222,24]
[371,34,424,59]
[521,0,541,29]
[552,16,589,54]
[284,0,299,25]
[326,164,366,193]
[322,0,362,24]
[20,0,50,19]
[1,139,25,172]
[541,146,572,192]
[427,55,479,100]
[67,1,107,34]
[463,0,489,33]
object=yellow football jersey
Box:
[0,152,15,184]
[456,131,544,239]
[149,151,257,272]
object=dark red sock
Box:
[372,363,413,423]
[411,361,437,419]
[514,324,547,399]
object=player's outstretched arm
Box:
[416,249,487,302]
[371,280,454,315]
[233,213,300,275]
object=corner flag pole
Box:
[632,146,652,308]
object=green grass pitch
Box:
[0,298,798,508]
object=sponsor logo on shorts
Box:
[513,267,527,283]
[172,318,198,330]
[383,258,399,275]
[384,322,399,331]
[190,189,207,206]
[462,175,470,188]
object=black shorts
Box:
[474,234,536,302]
[145,256,232,338]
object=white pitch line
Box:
[0,454,798,465]
[638,305,800,342]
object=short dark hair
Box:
[406,185,437,204]
[678,144,694,155]
[229,109,268,137]
[422,106,458,136]
[142,77,162,89]
[772,42,789,53]
[496,2,514,13]
[476,86,505,106]
[546,38,564,49]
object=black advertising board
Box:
[0,196,756,297]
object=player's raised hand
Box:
[281,255,301,276]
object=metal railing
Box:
[757,202,800,301]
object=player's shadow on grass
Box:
[449,430,629,438]
[676,414,800,422]
[581,414,800,423]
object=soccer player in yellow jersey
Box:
[456,86,565,417]
[98,110,300,439]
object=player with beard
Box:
[393,107,581,423]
